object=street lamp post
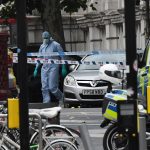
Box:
[146,0,150,39]
[124,0,139,149]
[15,0,29,149]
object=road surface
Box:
[60,107,106,150]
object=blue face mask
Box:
[43,39,50,45]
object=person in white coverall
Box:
[33,31,63,105]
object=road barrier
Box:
[12,50,127,70]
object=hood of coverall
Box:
[42,31,52,45]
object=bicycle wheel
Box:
[0,145,8,150]
[30,125,78,147]
[44,139,78,150]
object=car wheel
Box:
[64,102,70,108]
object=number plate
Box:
[82,89,106,95]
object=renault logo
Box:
[90,80,98,87]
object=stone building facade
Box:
[62,0,148,52]
[7,0,149,52]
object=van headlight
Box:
[64,75,76,86]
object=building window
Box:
[118,0,124,9]
[99,26,106,50]
[116,23,123,49]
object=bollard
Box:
[147,86,150,114]
[8,98,19,128]
[139,117,147,150]
[79,123,94,150]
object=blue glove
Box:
[33,60,41,77]
[61,64,68,78]
[33,68,38,78]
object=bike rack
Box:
[139,117,147,150]
[29,113,42,150]
[0,113,42,150]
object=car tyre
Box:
[64,102,70,108]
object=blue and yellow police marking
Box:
[138,65,150,97]
[103,93,126,121]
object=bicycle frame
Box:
[0,133,39,150]
[0,113,42,150]
[0,106,80,150]
[1,133,20,149]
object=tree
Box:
[41,0,65,49]
[0,0,97,50]
[41,0,97,49]
[135,0,140,5]
[0,1,15,18]
[60,0,97,13]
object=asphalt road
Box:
[60,107,105,150]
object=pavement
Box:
[60,108,105,150]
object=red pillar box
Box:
[0,32,9,101]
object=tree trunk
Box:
[41,0,66,50]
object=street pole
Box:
[15,0,29,149]
[146,0,150,39]
[124,0,139,149]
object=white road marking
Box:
[61,112,102,116]
[89,129,106,138]
[61,120,101,123]
[70,129,106,138]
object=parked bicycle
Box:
[0,129,78,150]
[29,107,80,148]
[0,102,80,150]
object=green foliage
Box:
[0,0,97,18]
[60,0,97,13]
[136,0,140,5]
[0,1,16,18]
[61,64,68,78]
[60,0,87,13]
[0,0,41,18]
[90,3,97,11]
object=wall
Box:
[6,0,147,52]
